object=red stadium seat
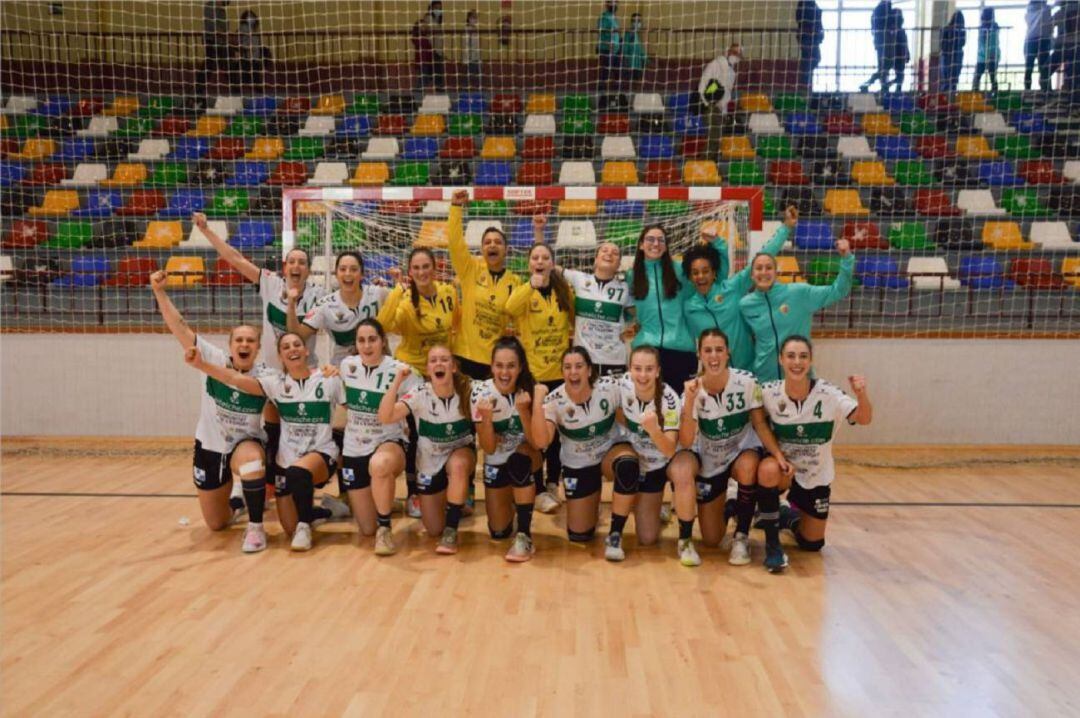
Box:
[73,98,105,116]
[1018,160,1066,185]
[440,137,476,159]
[105,257,158,287]
[824,112,856,134]
[917,92,955,112]
[521,136,555,159]
[516,161,553,185]
[0,138,19,158]
[266,161,308,186]
[597,114,630,134]
[1010,258,1065,289]
[207,138,247,160]
[680,137,708,159]
[3,220,48,249]
[768,160,809,185]
[644,161,681,185]
[512,200,553,216]
[490,94,523,114]
[157,116,191,136]
[840,221,888,250]
[914,136,954,159]
[209,257,246,286]
[380,200,423,214]
[23,163,68,186]
[280,97,311,114]
[116,189,167,216]
[376,115,406,135]
[914,189,962,216]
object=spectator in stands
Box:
[939,11,966,93]
[859,0,893,93]
[1026,1,1054,91]
[237,10,268,89]
[699,43,743,158]
[973,7,1000,93]
[885,8,910,93]
[197,0,230,99]
[412,1,445,90]
[1053,0,1080,108]
[464,10,481,88]
[795,0,824,91]
[622,13,648,89]
[597,1,622,91]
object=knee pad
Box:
[612,456,640,496]
[507,453,534,488]
[794,532,825,552]
[489,523,514,540]
[567,526,596,543]
[332,428,345,454]
[284,465,314,494]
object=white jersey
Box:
[257,369,341,467]
[470,379,526,467]
[542,376,621,469]
[338,355,419,458]
[760,379,858,490]
[301,286,390,366]
[401,383,475,479]
[258,269,324,368]
[617,375,680,472]
[564,269,633,367]
[690,369,763,478]
[194,336,272,454]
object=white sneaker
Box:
[320,494,351,520]
[729,532,751,566]
[678,539,701,567]
[406,494,422,518]
[505,532,535,562]
[604,533,626,562]
[290,522,313,552]
[659,502,672,524]
[374,525,396,556]
[535,491,560,514]
[241,522,267,553]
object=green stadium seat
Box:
[993,92,1028,112]
[210,189,250,216]
[283,137,325,160]
[887,221,935,250]
[147,162,189,186]
[561,113,595,135]
[604,219,643,249]
[115,117,156,138]
[44,221,93,249]
[726,161,765,185]
[806,256,862,286]
[562,95,593,112]
[449,114,483,136]
[772,94,808,112]
[1001,188,1051,217]
[137,96,176,118]
[470,200,508,215]
[332,221,365,250]
[994,135,1039,160]
[391,161,430,186]
[226,116,265,137]
[755,135,794,159]
[899,111,935,136]
[3,115,45,138]
[893,159,935,186]
[647,200,689,217]
[350,94,381,115]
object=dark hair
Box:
[697,327,730,352]
[629,345,665,419]
[240,10,259,27]
[406,247,437,317]
[530,244,573,315]
[284,247,310,265]
[228,323,262,343]
[562,345,599,386]
[355,318,389,356]
[681,243,721,277]
[780,334,813,356]
[481,226,507,247]
[276,331,303,353]
[981,7,995,25]
[491,336,536,396]
[335,250,364,275]
[631,224,681,300]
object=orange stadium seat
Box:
[349,163,390,186]
[480,137,516,159]
[721,136,756,159]
[29,190,80,216]
[601,161,639,185]
[164,256,206,287]
[312,94,346,115]
[246,137,285,160]
[99,163,148,187]
[682,160,720,185]
[134,221,183,248]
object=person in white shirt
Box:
[699,43,743,158]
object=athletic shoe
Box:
[678,539,701,567]
[604,532,626,562]
[406,494,422,518]
[290,522,313,552]
[728,532,751,566]
[764,541,788,573]
[659,502,672,524]
[535,490,560,514]
[320,494,351,520]
[374,526,396,556]
[435,527,458,555]
[241,522,267,553]
[778,504,799,532]
[505,533,535,563]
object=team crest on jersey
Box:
[348,365,357,376]
[335,311,347,322]
[594,301,603,312]
[298,403,307,416]
[360,390,368,401]
[714,294,723,303]
[283,384,292,396]
[231,390,240,403]
[796,425,805,436]
[589,425,597,435]
[778,400,787,414]
[564,477,578,492]
[567,407,576,419]
[780,304,790,314]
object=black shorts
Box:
[695,465,733,505]
[340,441,406,491]
[415,468,449,495]
[639,466,667,493]
[272,452,338,497]
[405,414,418,476]
[788,481,831,520]
[192,438,264,491]
[562,463,602,500]
[455,355,491,381]
[483,462,512,489]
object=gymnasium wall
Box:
[3,334,1078,444]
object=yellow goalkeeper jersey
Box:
[504,283,573,382]
[376,282,458,375]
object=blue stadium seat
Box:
[226,161,270,186]
[338,115,372,137]
[667,93,694,113]
[0,164,26,187]
[859,255,908,288]
[794,220,836,250]
[402,137,439,160]
[232,220,275,249]
[603,200,645,217]
[71,190,122,218]
[1011,111,1049,134]
[245,97,278,115]
[35,96,72,118]
[881,94,916,112]
[638,135,675,159]
[158,189,207,218]
[672,114,705,136]
[786,112,822,135]
[57,138,97,162]
[875,136,917,160]
[55,255,111,287]
[475,161,513,185]
[977,160,1023,186]
[454,93,487,114]
[363,254,396,279]
[509,219,541,249]
[171,137,210,160]
[958,256,1012,289]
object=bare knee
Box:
[757,458,782,488]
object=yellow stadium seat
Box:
[28,190,80,216]
[823,189,870,216]
[312,94,346,116]
[526,93,557,113]
[558,199,598,216]
[0,116,8,132]
[10,139,57,160]
[164,256,206,287]
[480,136,517,159]
[415,221,449,248]
[134,221,183,248]
[99,163,148,187]
[982,222,1034,250]
[956,135,998,159]
[188,116,228,136]
[776,255,805,284]
[700,220,742,247]
[683,160,721,185]
[851,161,894,185]
[103,96,139,116]
[245,137,284,160]
[349,162,390,186]
[410,114,446,136]
[861,113,900,136]
[1062,258,1080,287]
[601,161,639,185]
[956,91,990,112]
[721,136,756,159]
[739,93,772,112]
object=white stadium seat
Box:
[207,96,244,115]
[973,112,1015,134]
[180,220,227,248]
[558,161,596,185]
[632,93,665,113]
[600,135,636,159]
[523,114,557,136]
[748,113,784,134]
[907,257,961,290]
[307,162,349,186]
[556,220,598,249]
[1030,221,1075,250]
[362,137,399,160]
[837,136,876,159]
[298,116,335,136]
[77,116,118,137]
[418,94,451,113]
[60,163,108,187]
[847,93,883,112]
[128,139,170,161]
[957,189,1006,215]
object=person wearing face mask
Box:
[699,43,743,158]
[622,13,648,89]
[464,10,482,88]
[596,0,622,91]
[412,1,445,90]
[237,10,268,88]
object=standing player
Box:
[471,337,542,562]
[377,346,476,555]
[679,329,790,566]
[532,347,638,551]
[756,335,872,572]
[447,189,521,380]
[337,319,420,556]
[150,270,271,553]
[184,332,342,553]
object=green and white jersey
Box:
[258,269,324,369]
[617,375,680,472]
[338,355,419,458]
[760,379,858,490]
[542,376,622,469]
[194,336,271,454]
[564,269,633,367]
[469,379,526,467]
[690,369,762,478]
[301,286,391,366]
[401,382,475,479]
[257,369,341,467]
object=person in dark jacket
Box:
[860,0,893,92]
[939,11,966,93]
[795,1,824,90]
[885,8,910,93]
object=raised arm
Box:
[727,206,797,294]
[285,286,317,341]
[149,270,196,349]
[532,215,547,245]
[530,384,556,450]
[447,190,473,278]
[750,407,792,475]
[803,239,854,310]
[847,375,873,426]
[183,345,266,395]
[377,367,413,424]
[193,211,260,284]
[375,279,408,333]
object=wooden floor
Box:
[3,441,1080,718]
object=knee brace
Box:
[284,465,314,495]
[489,523,514,540]
[794,531,825,552]
[567,526,596,543]
[507,452,534,489]
[612,456,640,496]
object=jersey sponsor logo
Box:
[206,377,266,414]
[773,421,834,445]
[193,466,207,486]
[558,413,616,441]
[277,400,331,424]
[564,477,578,493]
[417,417,472,443]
